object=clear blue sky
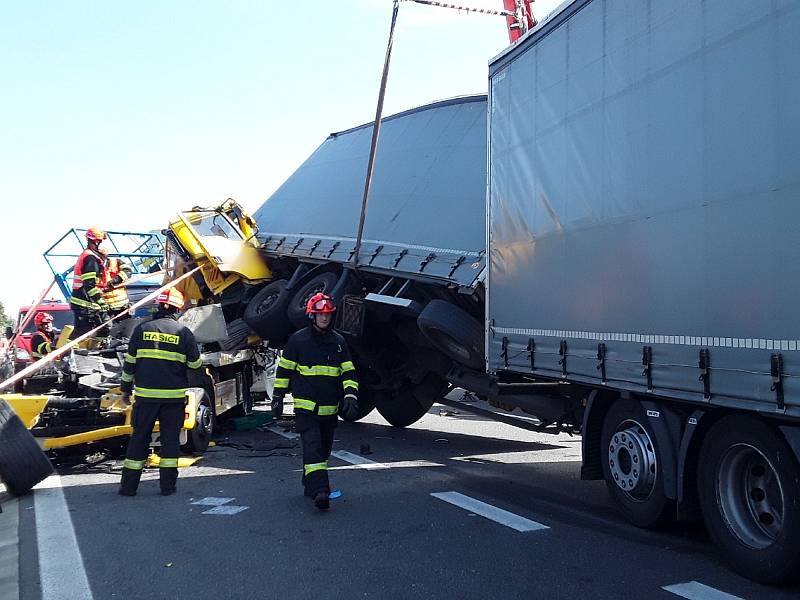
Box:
[0,0,561,317]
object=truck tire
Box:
[218,319,253,351]
[417,299,484,370]
[287,271,339,330]
[374,374,447,427]
[182,390,214,454]
[600,399,672,528]
[0,398,53,495]
[697,415,800,584]
[243,280,293,344]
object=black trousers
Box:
[70,307,107,338]
[120,401,183,494]
[107,305,131,320]
[296,413,336,497]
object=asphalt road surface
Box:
[2,398,799,600]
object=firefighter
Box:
[272,292,359,510]
[70,227,108,338]
[30,312,56,360]
[118,288,202,497]
[99,245,133,319]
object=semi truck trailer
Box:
[246,0,800,583]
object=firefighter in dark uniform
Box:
[30,312,56,360]
[70,227,108,338]
[272,292,359,510]
[118,288,202,496]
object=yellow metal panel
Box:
[168,216,205,259]
[56,325,73,348]
[43,425,133,449]
[0,394,49,429]
[183,389,199,429]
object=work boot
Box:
[160,467,178,496]
[313,492,330,511]
[119,467,142,496]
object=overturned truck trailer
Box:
[251,96,488,427]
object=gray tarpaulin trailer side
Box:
[251,96,490,427]
[487,0,800,583]
[253,95,487,288]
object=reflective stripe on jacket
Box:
[273,326,358,419]
[30,331,53,359]
[120,315,202,402]
[70,248,106,312]
[102,258,132,310]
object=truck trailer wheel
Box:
[417,300,484,370]
[600,399,672,528]
[697,415,800,584]
[182,391,214,454]
[287,271,339,330]
[374,374,447,427]
[0,398,53,495]
[243,279,293,345]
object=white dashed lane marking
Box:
[191,497,236,506]
[662,581,745,600]
[202,505,249,516]
[190,496,249,515]
[431,491,549,533]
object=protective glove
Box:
[340,394,359,420]
[271,395,284,419]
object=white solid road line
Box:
[34,475,93,600]
[662,581,745,600]
[431,491,549,533]
[0,497,19,600]
[330,450,444,470]
[329,460,445,471]
[267,428,425,469]
[452,448,582,464]
[330,450,376,465]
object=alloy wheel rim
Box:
[607,419,657,501]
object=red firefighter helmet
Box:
[305,292,336,315]
[34,312,54,328]
[85,227,106,242]
[156,288,185,310]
